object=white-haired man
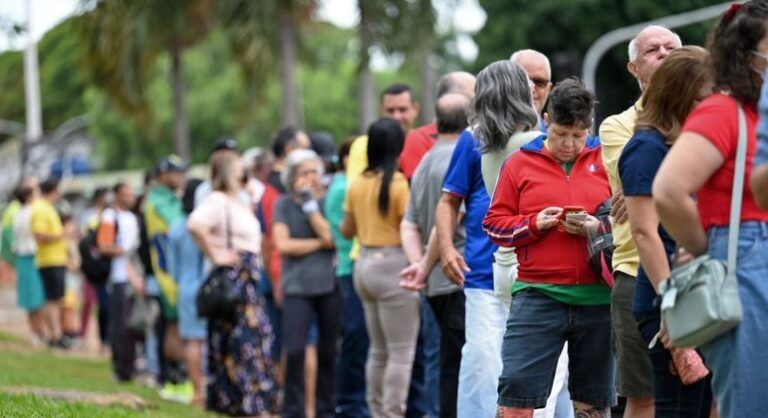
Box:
[598,25,681,418]
[511,49,553,119]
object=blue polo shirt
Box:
[619,128,676,314]
[757,71,768,166]
[442,129,496,290]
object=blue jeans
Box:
[336,274,370,418]
[634,311,712,417]
[498,289,615,409]
[701,222,768,418]
[406,294,441,418]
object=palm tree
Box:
[79,0,215,161]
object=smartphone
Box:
[559,206,587,221]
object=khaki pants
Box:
[354,247,420,418]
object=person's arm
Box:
[482,166,560,247]
[400,220,424,264]
[625,196,671,291]
[340,211,357,239]
[96,211,124,256]
[272,222,323,256]
[31,210,61,244]
[296,192,334,249]
[751,165,768,210]
[188,209,238,267]
[435,192,468,286]
[653,132,724,257]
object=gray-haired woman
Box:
[272,149,341,418]
[474,60,572,416]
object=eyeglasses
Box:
[531,78,551,89]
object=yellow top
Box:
[598,99,642,277]
[30,199,68,267]
[346,135,369,259]
[344,171,409,247]
[347,135,369,182]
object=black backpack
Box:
[78,220,118,286]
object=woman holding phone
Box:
[482,79,614,417]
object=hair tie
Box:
[724,2,742,23]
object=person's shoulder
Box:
[599,103,637,137]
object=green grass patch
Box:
[0,348,214,417]
[0,330,25,344]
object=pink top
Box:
[189,191,262,257]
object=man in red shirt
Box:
[399,72,476,179]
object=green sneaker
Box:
[176,381,194,405]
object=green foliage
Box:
[472,0,725,121]
[0,15,88,136]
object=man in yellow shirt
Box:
[31,178,69,348]
[598,25,680,417]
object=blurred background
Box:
[0,0,728,195]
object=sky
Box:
[0,0,486,59]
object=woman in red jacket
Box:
[482,78,614,418]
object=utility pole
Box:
[23,0,43,169]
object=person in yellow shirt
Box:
[31,178,70,348]
[598,25,681,418]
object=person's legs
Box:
[355,260,386,417]
[376,281,421,417]
[283,295,314,418]
[336,273,370,418]
[79,280,95,338]
[406,296,440,418]
[427,291,465,418]
[497,290,567,413]
[611,273,654,418]
[184,339,205,406]
[96,283,111,348]
[700,223,768,418]
[109,282,136,381]
[635,312,711,417]
[314,286,342,418]
[565,303,615,415]
[39,267,64,343]
[457,288,508,417]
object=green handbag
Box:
[659,104,746,348]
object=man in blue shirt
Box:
[436,129,502,416]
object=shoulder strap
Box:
[225,200,233,250]
[727,104,748,278]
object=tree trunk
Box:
[170,45,191,161]
[357,0,376,134]
[418,34,436,125]
[278,4,301,127]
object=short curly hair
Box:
[707,0,768,106]
[546,78,595,129]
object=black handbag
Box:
[196,204,240,321]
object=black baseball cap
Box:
[155,154,189,173]
[212,137,239,153]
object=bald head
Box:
[435,93,471,135]
[628,25,682,91]
[436,71,477,99]
[511,49,552,114]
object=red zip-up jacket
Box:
[482,135,611,286]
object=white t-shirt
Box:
[101,208,139,283]
[12,206,36,256]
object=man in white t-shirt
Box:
[97,182,141,381]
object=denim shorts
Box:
[700,222,768,418]
[498,288,615,409]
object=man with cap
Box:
[143,154,192,402]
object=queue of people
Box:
[4,2,768,417]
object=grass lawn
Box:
[0,331,215,417]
